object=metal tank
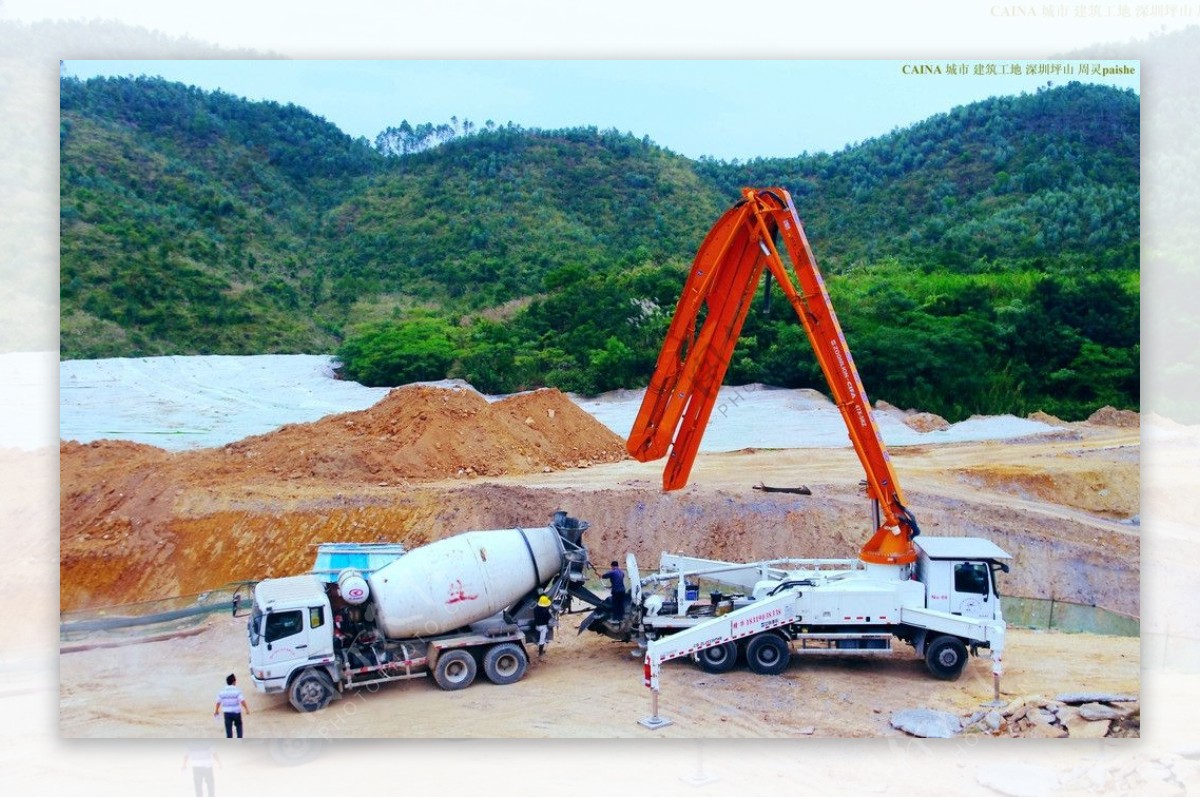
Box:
[367,525,566,639]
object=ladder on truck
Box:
[638,589,802,729]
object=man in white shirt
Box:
[182,745,219,796]
[213,673,250,738]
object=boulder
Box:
[890,708,962,738]
[1078,702,1126,721]
[1056,692,1137,704]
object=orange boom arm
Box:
[626,187,919,565]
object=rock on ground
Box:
[1056,692,1138,704]
[890,708,962,738]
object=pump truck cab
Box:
[246,512,593,712]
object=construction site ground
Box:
[60,611,1137,740]
[58,385,1142,740]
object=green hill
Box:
[59,75,382,356]
[331,125,725,305]
[59,76,1139,420]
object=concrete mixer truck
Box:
[246,512,601,712]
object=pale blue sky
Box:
[61,59,1140,161]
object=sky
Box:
[60,58,1141,161]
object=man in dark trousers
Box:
[533,593,553,659]
[602,560,627,623]
[213,673,249,738]
[182,745,219,796]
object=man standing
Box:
[602,560,627,623]
[213,673,249,738]
[533,593,553,659]
[182,745,219,796]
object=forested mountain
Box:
[331,125,725,305]
[60,76,1139,420]
[60,76,382,356]
[699,83,1138,273]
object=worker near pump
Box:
[534,594,553,658]
[213,673,249,738]
[601,561,627,623]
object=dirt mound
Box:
[59,440,186,609]
[202,384,626,483]
[60,385,628,609]
[873,399,907,418]
[1087,406,1140,427]
[873,400,949,432]
[903,412,951,432]
[1029,410,1068,426]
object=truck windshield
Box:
[248,607,263,646]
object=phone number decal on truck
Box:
[730,607,783,633]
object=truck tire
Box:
[924,635,968,680]
[289,669,336,712]
[433,649,477,690]
[482,642,528,685]
[269,737,328,767]
[695,641,738,674]
[745,633,791,676]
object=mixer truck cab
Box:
[248,575,337,698]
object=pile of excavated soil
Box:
[60,386,626,609]
[201,384,626,483]
[1087,405,1140,427]
[902,412,951,432]
[873,400,950,432]
[1028,410,1068,426]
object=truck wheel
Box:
[433,649,477,690]
[924,635,968,680]
[269,737,327,767]
[289,669,336,712]
[482,642,528,685]
[745,633,791,676]
[695,641,738,674]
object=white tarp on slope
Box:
[58,354,1059,452]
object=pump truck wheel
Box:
[695,641,738,674]
[433,649,478,690]
[745,633,791,675]
[482,642,528,685]
[924,635,968,680]
[289,668,336,712]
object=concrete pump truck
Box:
[617,188,1011,727]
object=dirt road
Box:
[60,610,1137,739]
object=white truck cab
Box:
[913,537,1011,621]
[247,575,336,695]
